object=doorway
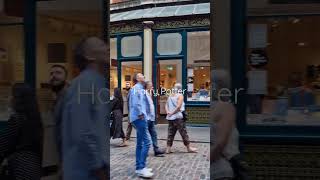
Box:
[155,59,182,123]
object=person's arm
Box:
[169,95,184,115]
[165,99,169,114]
[72,77,108,180]
[130,87,144,119]
[211,103,235,161]
[0,114,21,162]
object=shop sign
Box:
[248,49,268,67]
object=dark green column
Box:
[24,0,37,88]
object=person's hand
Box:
[167,112,173,117]
[138,114,144,120]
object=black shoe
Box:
[154,149,165,157]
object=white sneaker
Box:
[144,167,153,172]
[135,167,152,173]
[135,168,154,178]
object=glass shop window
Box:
[157,33,182,55]
[246,16,320,126]
[121,35,142,57]
[187,31,211,102]
[0,23,24,122]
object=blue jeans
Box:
[147,121,159,152]
[132,119,150,170]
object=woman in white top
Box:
[165,83,197,154]
[211,70,240,180]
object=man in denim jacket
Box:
[129,73,153,178]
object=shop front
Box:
[110,2,211,123]
[216,0,320,178]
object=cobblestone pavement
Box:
[110,123,210,180]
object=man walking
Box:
[129,73,153,178]
[60,37,109,180]
[145,81,165,157]
[48,64,69,178]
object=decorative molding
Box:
[111,23,143,34]
[110,17,210,34]
[154,18,210,29]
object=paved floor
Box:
[110,122,210,180]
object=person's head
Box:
[200,84,205,89]
[125,82,131,90]
[73,37,108,74]
[173,83,183,94]
[11,83,41,122]
[211,69,231,100]
[49,64,68,93]
[113,88,122,99]
[145,81,153,90]
[133,73,145,84]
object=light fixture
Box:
[167,65,173,71]
[202,74,206,77]
[200,67,204,70]
[297,42,307,47]
[290,17,300,24]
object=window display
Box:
[246,16,320,125]
[187,31,210,102]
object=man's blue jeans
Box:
[132,119,150,170]
[147,121,159,152]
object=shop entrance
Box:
[155,59,182,123]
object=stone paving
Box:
[110,123,210,180]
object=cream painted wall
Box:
[36,16,101,89]
[0,25,24,83]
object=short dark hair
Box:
[50,64,68,77]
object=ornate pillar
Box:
[143,21,154,81]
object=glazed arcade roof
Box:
[110,2,209,22]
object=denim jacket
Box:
[129,83,149,122]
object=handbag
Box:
[229,154,250,180]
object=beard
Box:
[51,81,66,94]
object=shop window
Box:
[157,33,182,55]
[0,25,24,121]
[246,16,320,125]
[121,61,142,115]
[121,35,142,57]
[187,31,210,102]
